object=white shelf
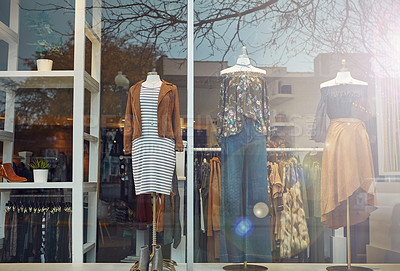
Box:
[0,181,73,190]
[85,22,101,44]
[271,122,295,127]
[0,0,101,263]
[0,21,18,44]
[269,93,294,106]
[84,182,98,192]
[0,71,99,93]
[83,242,96,254]
[84,72,100,93]
[0,182,97,192]
[0,130,14,142]
[84,132,99,142]
[0,70,74,78]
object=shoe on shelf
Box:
[0,163,27,182]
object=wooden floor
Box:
[1,263,400,271]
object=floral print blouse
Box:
[217,74,270,138]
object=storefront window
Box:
[0,0,400,270]
[190,1,399,270]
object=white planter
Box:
[33,169,49,183]
[36,59,53,71]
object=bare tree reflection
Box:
[22,0,400,71]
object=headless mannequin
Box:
[218,47,269,270]
[142,70,162,88]
[320,59,371,120]
[220,46,266,75]
[319,60,373,271]
[320,59,367,88]
[130,69,178,271]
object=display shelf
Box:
[0,130,14,142]
[0,0,101,263]
[0,181,96,192]
[84,132,99,142]
[0,181,73,190]
[0,71,99,93]
[83,242,96,254]
[84,182,98,192]
[0,21,18,44]
[85,22,100,44]
[269,93,294,106]
[271,122,295,127]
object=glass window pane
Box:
[192,1,400,269]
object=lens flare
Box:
[253,202,269,218]
[233,217,254,238]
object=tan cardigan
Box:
[123,80,184,154]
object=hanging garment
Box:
[2,201,72,263]
[267,162,284,244]
[137,194,153,230]
[279,163,292,258]
[312,84,376,229]
[303,152,325,262]
[289,182,310,254]
[207,157,221,261]
[194,157,210,262]
[303,152,323,218]
[131,85,176,195]
[276,161,310,259]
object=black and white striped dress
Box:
[131,85,176,195]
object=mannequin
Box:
[220,46,266,75]
[313,59,376,271]
[218,47,271,268]
[124,67,184,195]
[320,59,367,88]
[142,70,162,88]
[125,69,182,271]
[315,58,375,228]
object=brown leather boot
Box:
[0,163,27,182]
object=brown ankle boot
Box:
[0,163,27,182]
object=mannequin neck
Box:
[334,71,354,84]
[143,74,162,88]
[236,54,251,66]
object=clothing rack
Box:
[9,194,71,198]
[119,148,323,160]
[193,147,324,152]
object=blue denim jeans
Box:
[220,118,271,263]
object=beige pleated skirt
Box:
[321,118,377,229]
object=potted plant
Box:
[26,12,64,71]
[35,42,63,71]
[29,160,49,183]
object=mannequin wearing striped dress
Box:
[131,73,176,195]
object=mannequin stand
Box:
[223,261,267,270]
[326,199,372,271]
[130,192,177,271]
